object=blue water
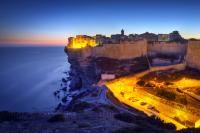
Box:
[0,46,70,112]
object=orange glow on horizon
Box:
[0,35,66,46]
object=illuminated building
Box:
[67,30,185,48]
[158,34,170,42]
[67,35,97,48]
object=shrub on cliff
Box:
[113,114,176,133]
[100,104,119,112]
[69,101,92,112]
[114,113,135,123]
[136,80,145,86]
[156,89,176,101]
[179,97,187,105]
[112,127,163,133]
[146,116,176,130]
[177,128,200,133]
[112,127,142,133]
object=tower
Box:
[121,29,124,35]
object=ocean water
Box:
[0,46,70,112]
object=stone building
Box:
[67,35,97,48]
[158,34,170,42]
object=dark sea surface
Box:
[0,46,70,112]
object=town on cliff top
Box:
[67,30,188,49]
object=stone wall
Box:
[134,63,186,78]
[186,41,200,70]
[92,40,147,59]
[67,40,188,60]
[148,42,187,55]
[66,47,92,59]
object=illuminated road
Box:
[106,76,200,130]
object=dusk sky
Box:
[0,0,200,46]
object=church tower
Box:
[121,29,124,35]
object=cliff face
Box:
[186,41,200,70]
[64,46,149,113]
[65,40,189,90]
[148,42,187,55]
[66,43,149,90]
[66,47,99,89]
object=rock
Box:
[54,90,60,96]
[67,76,72,81]
[61,87,67,92]
[63,71,68,75]
[62,78,67,83]
[61,96,68,103]
[69,76,82,91]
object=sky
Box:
[0,0,200,46]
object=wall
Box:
[186,41,200,70]
[67,47,92,59]
[134,63,186,78]
[92,40,147,59]
[67,40,188,61]
[148,42,187,55]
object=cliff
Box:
[65,40,190,90]
[65,40,150,89]
[186,41,200,70]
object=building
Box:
[67,30,186,49]
[121,29,124,36]
[169,31,183,41]
[139,32,158,42]
[95,34,108,45]
[158,34,170,42]
[111,34,121,43]
[67,35,97,48]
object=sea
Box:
[0,46,70,112]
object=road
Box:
[105,76,200,130]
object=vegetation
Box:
[112,127,167,133]
[156,89,176,101]
[48,114,65,122]
[179,97,187,105]
[0,111,24,122]
[100,104,119,112]
[69,101,92,112]
[136,80,145,86]
[112,127,144,133]
[91,106,102,113]
[77,122,91,128]
[177,128,200,133]
[137,80,155,88]
[114,113,135,123]
[113,113,176,133]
